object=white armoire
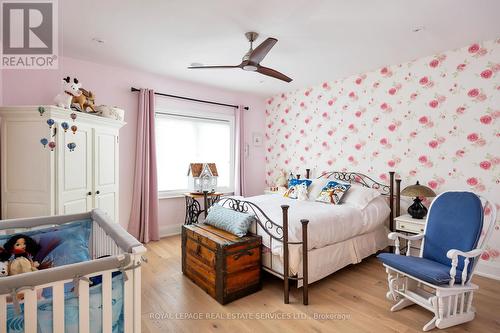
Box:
[0,105,125,221]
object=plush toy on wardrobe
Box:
[54,76,82,109]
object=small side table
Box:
[184,191,223,225]
[394,214,426,256]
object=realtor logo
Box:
[1,0,58,69]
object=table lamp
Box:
[400,181,436,219]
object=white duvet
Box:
[231,194,390,271]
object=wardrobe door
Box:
[58,123,93,214]
[93,128,119,221]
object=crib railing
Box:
[0,209,146,333]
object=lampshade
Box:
[400,181,436,198]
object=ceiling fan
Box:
[188,32,292,83]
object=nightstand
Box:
[394,214,426,256]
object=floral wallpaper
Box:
[265,39,500,276]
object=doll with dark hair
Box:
[2,234,40,275]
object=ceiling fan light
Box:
[243,64,258,71]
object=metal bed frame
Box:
[218,171,399,305]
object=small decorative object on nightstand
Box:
[400,181,436,219]
[394,214,426,255]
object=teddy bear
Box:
[2,234,40,275]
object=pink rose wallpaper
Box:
[265,39,500,277]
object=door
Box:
[58,123,93,214]
[93,128,119,221]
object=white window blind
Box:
[155,108,234,197]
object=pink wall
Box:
[0,57,266,233]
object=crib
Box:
[0,209,146,333]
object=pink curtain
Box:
[128,89,159,243]
[234,105,246,196]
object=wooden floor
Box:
[142,235,500,333]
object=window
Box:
[156,108,235,197]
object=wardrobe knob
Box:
[87,191,92,196]
[96,190,100,195]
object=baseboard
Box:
[475,262,500,281]
[159,223,182,238]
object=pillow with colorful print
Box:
[315,181,351,204]
[283,179,312,199]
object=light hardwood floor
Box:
[142,235,500,333]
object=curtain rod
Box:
[130,87,249,110]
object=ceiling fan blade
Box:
[257,66,292,82]
[249,37,277,64]
[188,65,241,69]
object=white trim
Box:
[159,223,183,238]
[475,262,500,281]
[158,190,234,200]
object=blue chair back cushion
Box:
[423,192,483,273]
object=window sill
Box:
[158,191,235,200]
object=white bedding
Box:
[233,194,390,273]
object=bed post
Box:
[395,178,401,218]
[301,219,309,305]
[389,171,395,232]
[306,169,311,179]
[281,205,290,304]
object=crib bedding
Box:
[6,274,124,333]
[235,194,390,273]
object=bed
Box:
[0,209,146,333]
[218,171,401,305]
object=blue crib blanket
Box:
[6,274,124,333]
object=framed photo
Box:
[252,132,263,146]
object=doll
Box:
[3,234,40,275]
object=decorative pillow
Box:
[316,181,351,204]
[205,205,255,237]
[341,185,381,209]
[307,178,330,201]
[283,179,312,199]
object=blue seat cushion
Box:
[377,253,463,285]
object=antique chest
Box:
[181,224,262,304]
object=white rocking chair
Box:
[378,191,497,331]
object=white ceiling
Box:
[61,0,500,97]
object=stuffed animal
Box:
[275,170,288,187]
[2,234,40,275]
[0,261,8,277]
[54,76,81,109]
[296,183,309,201]
[72,88,96,112]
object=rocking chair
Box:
[377,191,497,331]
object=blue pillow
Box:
[287,179,313,188]
[0,220,92,269]
[205,205,255,237]
[284,179,312,199]
[316,181,351,204]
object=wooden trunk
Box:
[182,224,262,304]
